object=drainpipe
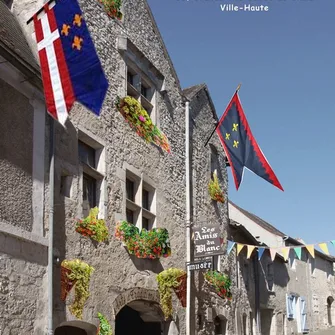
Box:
[185,100,192,335]
[253,254,261,335]
[48,118,55,335]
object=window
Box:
[244,263,249,290]
[214,316,227,335]
[267,263,274,291]
[210,144,219,178]
[83,173,96,209]
[78,133,105,218]
[126,64,157,123]
[126,178,135,202]
[125,170,156,231]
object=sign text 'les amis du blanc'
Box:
[193,225,223,258]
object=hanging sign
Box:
[187,260,213,271]
[193,225,223,258]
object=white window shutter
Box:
[300,297,308,332]
[286,294,294,319]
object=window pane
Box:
[142,217,149,230]
[127,72,134,85]
[142,189,149,210]
[141,85,148,98]
[126,179,135,201]
[83,173,96,216]
[126,209,134,224]
[79,141,95,168]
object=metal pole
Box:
[48,118,55,335]
[185,100,192,335]
[254,253,261,335]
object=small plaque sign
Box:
[187,260,213,271]
[193,225,223,258]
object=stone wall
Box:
[0,233,48,335]
[0,78,34,231]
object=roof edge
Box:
[144,0,183,97]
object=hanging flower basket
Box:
[115,221,171,259]
[204,271,232,301]
[75,207,109,243]
[208,172,224,203]
[173,273,187,307]
[115,96,171,153]
[60,266,76,301]
[97,312,113,335]
[98,0,123,20]
[157,268,187,319]
[61,259,95,320]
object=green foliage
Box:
[115,221,171,259]
[62,259,95,319]
[99,0,123,20]
[116,96,171,153]
[208,172,224,203]
[75,207,109,243]
[204,271,232,300]
[156,268,186,319]
[98,313,113,335]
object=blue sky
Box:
[147,0,335,246]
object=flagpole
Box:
[203,83,241,147]
[185,99,192,335]
[48,117,55,335]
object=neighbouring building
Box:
[0,0,48,333]
[229,200,335,335]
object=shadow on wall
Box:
[53,119,80,326]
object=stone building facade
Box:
[0,1,48,333]
[229,201,335,335]
[0,0,247,334]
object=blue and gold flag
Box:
[216,92,283,191]
[33,0,108,124]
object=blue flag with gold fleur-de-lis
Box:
[216,92,283,191]
[32,0,108,125]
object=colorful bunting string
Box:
[226,238,335,262]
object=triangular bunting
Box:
[281,247,290,261]
[319,243,329,255]
[227,241,236,255]
[247,245,255,259]
[270,248,277,262]
[331,240,335,247]
[258,247,265,261]
[237,244,244,256]
[306,245,315,258]
[294,247,302,260]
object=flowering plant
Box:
[208,172,224,203]
[204,271,232,300]
[156,268,186,319]
[97,312,113,335]
[115,221,171,259]
[75,207,109,243]
[98,0,123,20]
[61,259,95,319]
[115,96,171,153]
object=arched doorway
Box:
[115,300,165,335]
[54,321,97,335]
[327,296,334,326]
